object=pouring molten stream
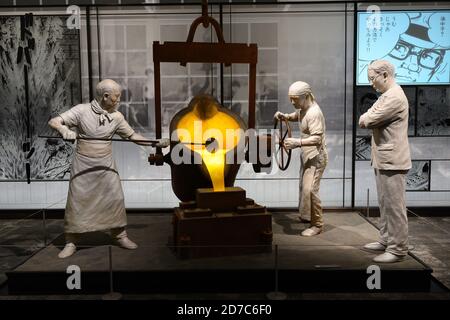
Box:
[176,96,242,191]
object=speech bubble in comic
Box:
[358,12,409,61]
[427,12,450,48]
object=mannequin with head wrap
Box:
[274,81,328,236]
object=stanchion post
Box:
[266,244,287,300]
[366,188,370,217]
[42,209,47,246]
[102,245,122,300]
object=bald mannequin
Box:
[50,79,166,146]
[274,81,328,236]
[48,79,168,258]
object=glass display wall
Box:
[353,2,450,207]
[0,1,448,209]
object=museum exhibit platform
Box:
[6,212,433,295]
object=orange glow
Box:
[176,99,241,191]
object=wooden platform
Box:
[6,212,433,294]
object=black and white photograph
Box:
[417,86,450,136]
[406,160,430,191]
[355,136,372,160]
[0,15,80,180]
[257,72,278,127]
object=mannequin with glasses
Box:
[359,60,412,263]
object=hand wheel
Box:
[273,117,292,171]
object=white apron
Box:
[59,101,134,233]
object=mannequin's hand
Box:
[274,111,287,121]
[155,138,170,148]
[60,126,77,142]
[284,138,301,150]
[358,115,366,128]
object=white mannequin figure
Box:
[49,79,168,258]
[274,81,328,237]
[359,60,411,263]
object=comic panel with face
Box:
[358,11,450,85]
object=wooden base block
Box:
[196,187,246,213]
[172,202,272,259]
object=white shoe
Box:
[363,242,386,251]
[116,237,138,250]
[373,252,405,263]
[58,243,76,259]
[301,226,322,237]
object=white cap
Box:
[288,81,312,96]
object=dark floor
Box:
[368,215,450,290]
[0,211,449,300]
[12,212,425,273]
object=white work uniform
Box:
[297,102,328,227]
[59,100,135,234]
[359,84,411,256]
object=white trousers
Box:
[299,152,328,227]
[374,169,409,256]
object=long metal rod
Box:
[96,6,102,81]
[366,188,370,217]
[274,244,279,292]
[351,5,357,208]
[414,87,418,136]
[38,135,159,144]
[24,65,30,140]
[37,135,210,146]
[154,59,161,140]
[86,6,93,101]
[342,2,347,207]
[42,209,47,247]
[219,3,224,107]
